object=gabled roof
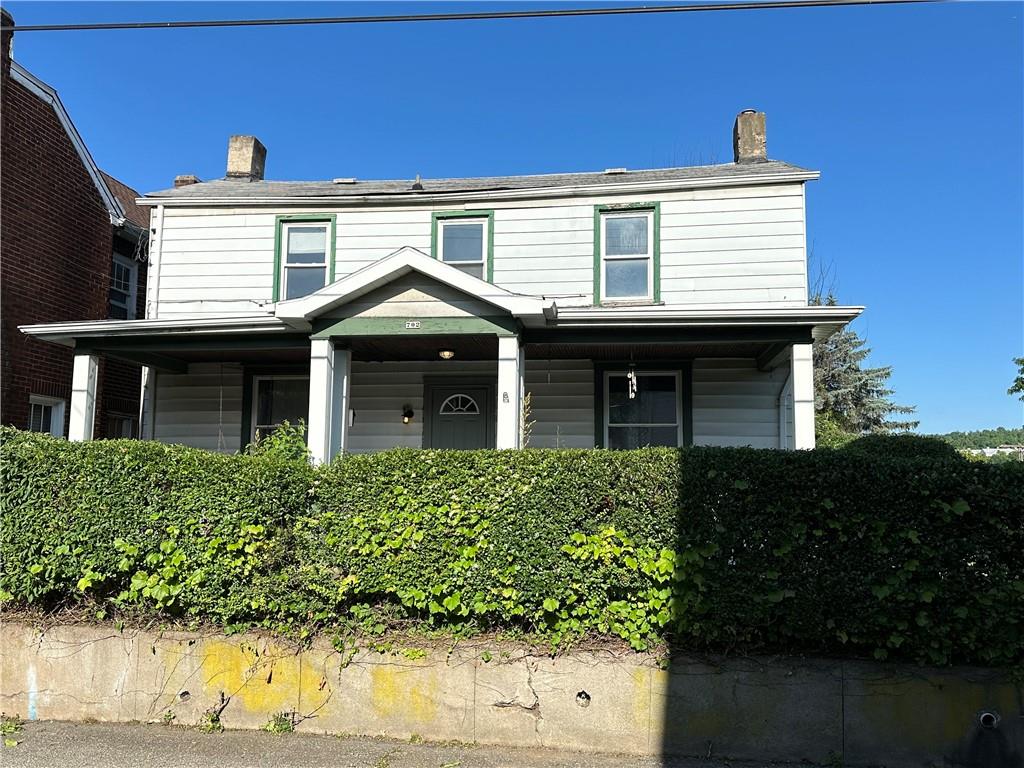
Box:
[275,246,554,327]
[8,61,129,227]
[141,160,818,205]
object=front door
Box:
[424,382,494,449]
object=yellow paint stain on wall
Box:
[632,668,651,726]
[201,640,311,715]
[370,665,439,724]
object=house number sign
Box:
[405,320,421,330]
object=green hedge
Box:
[2,427,1022,666]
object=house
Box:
[19,109,862,461]
[1,10,149,439]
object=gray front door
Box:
[424,382,494,449]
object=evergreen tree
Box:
[812,295,918,433]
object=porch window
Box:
[281,222,329,300]
[252,376,310,439]
[28,395,66,437]
[603,371,681,449]
[600,210,654,301]
[433,211,493,280]
[105,413,138,439]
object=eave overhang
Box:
[18,316,292,348]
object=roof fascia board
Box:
[137,170,819,208]
[10,62,126,225]
[19,316,293,346]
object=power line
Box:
[1,0,941,33]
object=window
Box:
[105,414,138,439]
[603,371,681,449]
[28,395,66,437]
[433,212,493,280]
[596,206,659,303]
[251,376,309,440]
[109,255,138,319]
[438,393,480,415]
[280,222,329,300]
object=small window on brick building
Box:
[110,254,138,320]
[28,395,66,437]
[105,413,138,439]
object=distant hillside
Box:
[932,427,1024,449]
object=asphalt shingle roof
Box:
[143,160,814,200]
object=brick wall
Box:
[1,63,146,437]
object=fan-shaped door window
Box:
[438,393,480,415]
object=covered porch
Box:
[20,248,860,460]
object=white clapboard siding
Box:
[524,360,595,448]
[152,181,807,316]
[153,363,243,453]
[691,359,786,449]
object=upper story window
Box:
[600,210,654,301]
[281,223,329,300]
[433,211,493,281]
[109,254,138,319]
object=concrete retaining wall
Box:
[0,623,1020,766]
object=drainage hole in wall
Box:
[979,711,998,729]
[178,691,191,702]
[576,691,591,708]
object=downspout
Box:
[778,369,793,450]
[139,204,164,439]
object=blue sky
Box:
[5,1,1022,433]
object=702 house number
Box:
[404,320,421,330]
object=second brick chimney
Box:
[226,135,266,181]
[733,110,767,164]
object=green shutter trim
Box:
[312,315,518,339]
[273,214,338,302]
[592,360,693,448]
[593,202,661,305]
[431,210,495,282]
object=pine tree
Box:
[812,295,918,433]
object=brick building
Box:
[1,10,149,437]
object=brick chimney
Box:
[733,110,767,164]
[174,174,201,188]
[226,135,266,181]
[2,8,14,79]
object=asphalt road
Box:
[0,721,820,768]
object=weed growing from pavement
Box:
[262,712,295,734]
[197,710,224,734]
[1,713,22,747]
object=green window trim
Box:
[430,210,495,283]
[273,214,338,302]
[593,202,661,305]
[592,360,692,448]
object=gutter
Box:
[19,316,293,347]
[135,170,820,208]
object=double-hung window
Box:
[279,221,330,300]
[251,375,310,440]
[603,371,682,449]
[28,395,66,437]
[109,255,138,319]
[435,213,491,280]
[598,208,656,302]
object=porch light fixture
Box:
[438,349,455,360]
[402,405,414,424]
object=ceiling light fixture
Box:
[438,349,455,360]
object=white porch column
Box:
[307,339,351,464]
[69,352,99,441]
[496,335,524,449]
[790,342,815,450]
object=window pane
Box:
[608,426,678,449]
[453,263,484,279]
[286,226,327,264]
[109,304,129,320]
[605,259,649,298]
[29,404,43,432]
[256,379,309,430]
[285,266,327,299]
[608,374,677,424]
[442,222,484,263]
[605,216,648,256]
